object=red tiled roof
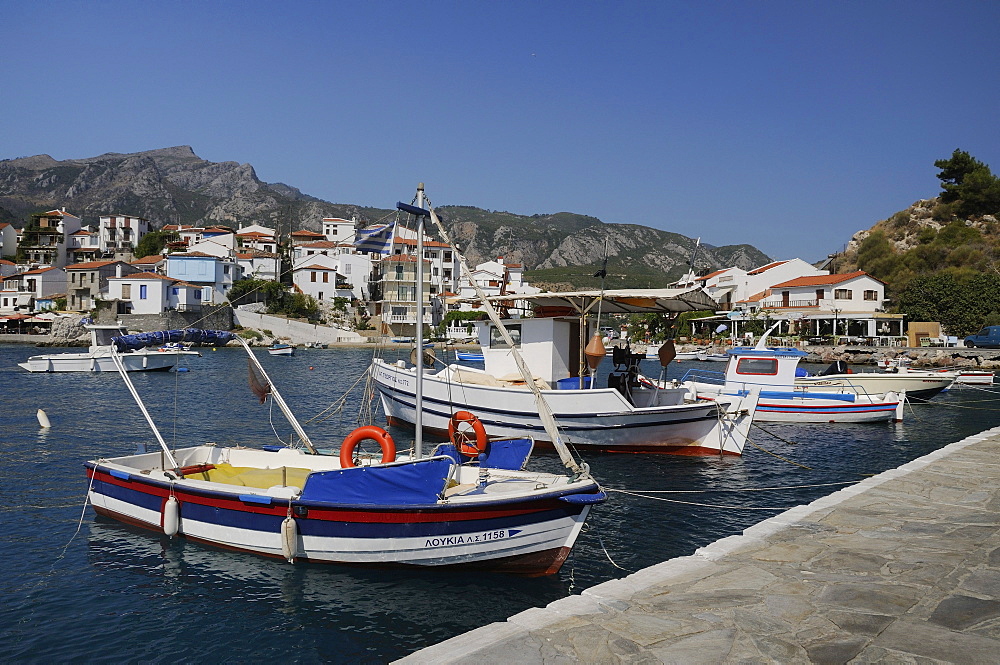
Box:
[295,264,337,271]
[171,251,216,258]
[291,230,324,237]
[236,231,275,238]
[21,266,60,275]
[770,270,880,288]
[697,269,730,282]
[65,260,118,270]
[747,260,789,275]
[131,255,164,264]
[110,271,174,281]
[0,259,14,265]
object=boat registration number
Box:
[424,530,513,548]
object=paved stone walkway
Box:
[400,426,1000,664]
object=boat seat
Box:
[192,463,312,490]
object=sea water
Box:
[2,345,998,662]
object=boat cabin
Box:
[475,316,593,387]
[87,323,129,350]
[723,346,807,388]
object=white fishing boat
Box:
[695,352,729,362]
[267,343,295,356]
[879,357,992,386]
[797,360,955,400]
[680,339,904,423]
[374,289,760,456]
[85,186,605,576]
[17,323,201,373]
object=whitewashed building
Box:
[99,214,151,256]
[107,271,202,315]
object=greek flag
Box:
[354,221,395,254]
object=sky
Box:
[3,1,1000,262]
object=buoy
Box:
[281,516,298,562]
[176,367,189,373]
[585,333,606,371]
[309,366,314,370]
[36,408,51,429]
[163,496,180,536]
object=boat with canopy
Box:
[18,323,202,372]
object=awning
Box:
[458,288,718,315]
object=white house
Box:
[235,250,280,282]
[99,214,151,256]
[713,270,903,344]
[11,266,67,300]
[107,271,202,315]
[236,225,279,253]
[67,228,101,264]
[18,209,82,267]
[291,252,371,302]
[454,257,539,316]
[0,223,18,259]
[695,259,828,309]
[0,258,17,278]
[322,218,356,243]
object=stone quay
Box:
[400,426,1000,664]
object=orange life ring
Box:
[340,426,396,468]
[448,411,488,458]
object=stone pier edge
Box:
[397,424,1000,663]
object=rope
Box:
[750,422,800,446]
[745,438,813,469]
[603,480,859,494]
[608,488,794,510]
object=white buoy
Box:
[280,516,298,563]
[36,409,51,429]
[163,496,180,536]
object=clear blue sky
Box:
[3,1,999,262]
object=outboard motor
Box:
[607,343,644,404]
[818,360,849,376]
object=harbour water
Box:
[3,344,999,662]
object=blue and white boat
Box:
[85,188,606,576]
[454,350,485,362]
[680,336,904,423]
[267,343,295,356]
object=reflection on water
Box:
[4,345,1000,662]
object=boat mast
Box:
[414,184,426,458]
[426,206,586,476]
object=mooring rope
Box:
[607,488,794,510]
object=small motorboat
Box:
[18,323,202,373]
[454,350,485,362]
[267,343,295,356]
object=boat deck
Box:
[400,425,1000,663]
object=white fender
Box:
[163,495,180,536]
[281,516,298,563]
[36,409,51,429]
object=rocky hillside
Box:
[834,196,1000,293]
[0,146,771,288]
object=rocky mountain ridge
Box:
[0,146,772,288]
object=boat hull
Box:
[17,349,190,372]
[372,360,756,455]
[796,373,952,400]
[85,462,596,576]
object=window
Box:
[172,287,179,295]
[863,290,878,301]
[122,284,132,299]
[322,272,329,283]
[735,358,777,375]
[311,271,317,282]
[395,265,404,280]
[490,324,521,349]
[194,289,202,300]
[139,285,147,299]
[343,264,351,274]
[90,273,95,283]
[71,273,76,284]
[444,251,452,262]
[834,289,852,299]
[318,291,324,300]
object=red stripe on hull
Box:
[385,417,736,456]
[89,468,566,522]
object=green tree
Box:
[133,229,179,258]
[934,149,1000,217]
[227,278,286,306]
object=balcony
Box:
[760,299,820,309]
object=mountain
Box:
[0,146,771,288]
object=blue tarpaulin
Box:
[111,329,236,351]
[300,457,454,506]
